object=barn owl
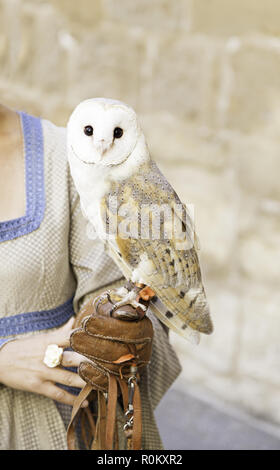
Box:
[67,98,213,343]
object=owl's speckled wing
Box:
[101,160,213,341]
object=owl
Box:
[67,98,213,343]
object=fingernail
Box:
[81,400,89,408]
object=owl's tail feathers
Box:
[178,287,213,335]
[150,295,201,345]
[151,284,213,339]
[188,295,213,335]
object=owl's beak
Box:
[94,139,112,156]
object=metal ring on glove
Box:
[43,344,64,368]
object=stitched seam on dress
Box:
[0,296,74,336]
[0,112,45,241]
[0,338,16,350]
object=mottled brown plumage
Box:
[102,159,213,339]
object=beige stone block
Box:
[140,112,229,169]
[1,2,66,94]
[226,44,280,133]
[0,78,61,123]
[64,24,144,110]
[0,0,23,76]
[103,0,191,31]
[239,210,280,284]
[171,283,241,374]
[48,0,103,27]
[234,135,280,200]
[192,0,280,36]
[138,36,217,123]
[0,25,8,69]
[157,161,239,275]
[236,283,280,387]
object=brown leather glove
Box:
[70,289,154,393]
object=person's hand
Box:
[0,317,88,407]
[70,290,154,392]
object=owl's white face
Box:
[67,98,140,166]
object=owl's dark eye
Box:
[113,127,123,139]
[84,125,93,136]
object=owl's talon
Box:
[111,308,139,321]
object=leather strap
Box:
[132,381,142,450]
[81,406,96,449]
[67,382,94,450]
[67,377,142,450]
[91,391,107,449]
[105,374,118,450]
[117,376,129,411]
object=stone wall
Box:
[1,0,279,424]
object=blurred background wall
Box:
[0,0,279,426]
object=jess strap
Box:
[66,286,154,450]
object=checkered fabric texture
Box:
[0,117,181,450]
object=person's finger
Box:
[48,317,76,348]
[42,382,88,407]
[61,351,87,368]
[44,367,86,389]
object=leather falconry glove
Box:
[67,284,154,450]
